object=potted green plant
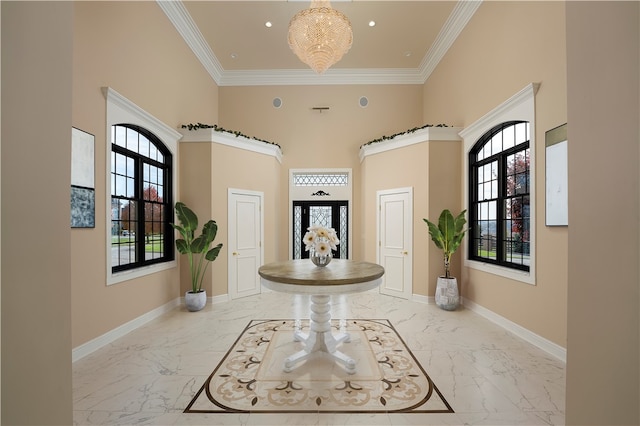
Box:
[423,209,467,310]
[172,201,223,312]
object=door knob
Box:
[232,252,238,256]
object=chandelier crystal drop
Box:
[287,0,353,74]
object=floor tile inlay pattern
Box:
[73,291,566,425]
[185,319,453,413]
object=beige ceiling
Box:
[184,1,456,71]
[160,1,480,85]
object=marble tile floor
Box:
[73,291,565,425]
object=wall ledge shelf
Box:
[179,127,283,163]
[359,126,462,162]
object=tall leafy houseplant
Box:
[423,209,467,278]
[172,202,223,294]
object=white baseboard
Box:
[408,293,566,362]
[411,293,432,304]
[210,293,229,304]
[177,293,230,304]
[72,298,180,363]
[463,298,567,363]
[72,292,566,365]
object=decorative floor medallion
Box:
[185,319,454,414]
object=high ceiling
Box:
[160,1,481,86]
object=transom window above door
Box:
[293,172,349,187]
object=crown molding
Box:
[419,0,483,82]
[156,0,224,83]
[158,0,481,87]
[218,68,425,86]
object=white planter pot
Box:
[185,290,207,312]
[435,277,459,311]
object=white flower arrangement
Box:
[303,225,340,257]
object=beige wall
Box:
[361,139,461,297]
[1,2,73,424]
[422,1,569,347]
[179,141,281,297]
[219,85,423,261]
[178,142,213,294]
[362,143,430,291]
[211,144,282,294]
[71,2,219,347]
[428,141,463,292]
[565,2,639,424]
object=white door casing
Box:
[377,188,413,299]
[228,189,263,299]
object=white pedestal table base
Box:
[284,294,355,374]
[257,259,384,376]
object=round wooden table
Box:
[258,259,384,374]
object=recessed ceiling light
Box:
[368,21,376,27]
[265,21,272,28]
[231,53,238,59]
[404,51,412,57]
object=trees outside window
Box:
[111,124,173,272]
[469,121,530,271]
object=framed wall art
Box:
[545,123,568,226]
[71,127,95,228]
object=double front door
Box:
[292,200,348,260]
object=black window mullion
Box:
[111,124,173,273]
[133,157,143,265]
[468,121,530,271]
[468,159,478,259]
[496,152,507,264]
[164,159,173,254]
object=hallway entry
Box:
[289,169,353,260]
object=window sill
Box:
[465,259,535,285]
[107,260,177,286]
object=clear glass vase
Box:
[309,246,332,267]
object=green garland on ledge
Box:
[181,123,281,150]
[360,123,450,149]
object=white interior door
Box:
[228,189,263,299]
[377,188,413,299]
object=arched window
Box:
[104,87,180,284]
[110,124,174,272]
[468,121,530,271]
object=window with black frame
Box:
[469,121,530,271]
[110,124,173,272]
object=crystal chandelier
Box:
[287,0,353,74]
